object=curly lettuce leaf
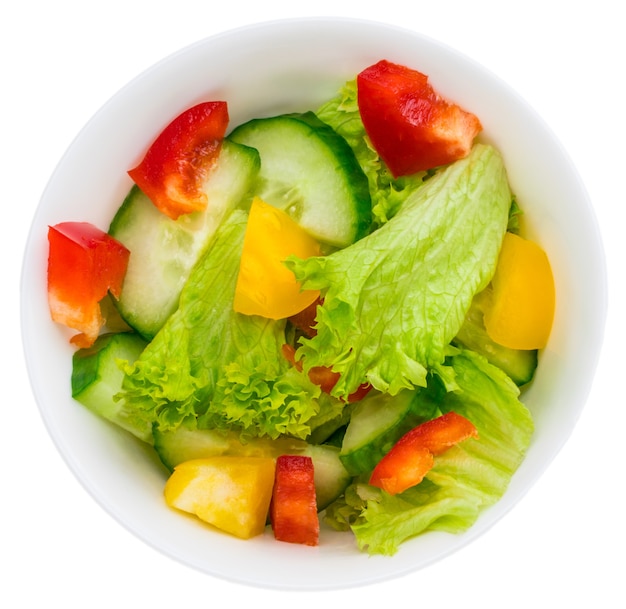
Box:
[316,79,431,226]
[287,144,512,399]
[325,348,534,555]
[118,209,324,440]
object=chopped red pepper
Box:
[128,101,229,220]
[47,222,130,348]
[281,344,371,402]
[270,455,319,546]
[369,411,479,495]
[357,60,482,177]
[288,296,323,337]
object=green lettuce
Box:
[316,79,431,226]
[325,348,534,555]
[117,209,335,440]
[286,144,512,400]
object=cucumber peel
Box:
[72,332,149,442]
[153,425,351,511]
[109,140,260,339]
[228,112,371,248]
[340,381,443,476]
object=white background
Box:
[4,1,623,606]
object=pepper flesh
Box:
[483,232,555,350]
[270,455,319,546]
[164,457,275,539]
[47,222,130,348]
[357,59,482,177]
[128,101,229,220]
[234,198,321,319]
[281,344,371,403]
[369,412,479,495]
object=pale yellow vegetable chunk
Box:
[234,197,320,319]
[483,232,555,350]
[164,456,276,539]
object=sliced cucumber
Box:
[153,426,308,471]
[71,332,149,442]
[454,290,538,386]
[228,112,371,248]
[109,140,260,339]
[153,426,351,511]
[340,391,415,476]
[305,443,352,511]
[339,384,442,476]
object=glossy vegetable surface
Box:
[164,456,275,539]
[270,455,319,546]
[47,222,129,348]
[369,412,478,495]
[357,59,482,177]
[128,101,229,220]
[234,197,321,319]
[483,232,555,350]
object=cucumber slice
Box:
[109,140,260,339]
[340,391,415,476]
[305,444,352,511]
[153,426,351,511]
[339,385,441,476]
[454,291,538,386]
[228,112,371,248]
[71,332,149,442]
[153,426,308,471]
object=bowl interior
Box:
[21,17,607,590]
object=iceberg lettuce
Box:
[112,85,531,558]
[325,348,534,555]
[117,210,337,440]
[286,144,512,400]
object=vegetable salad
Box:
[49,59,554,555]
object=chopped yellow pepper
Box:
[483,232,555,350]
[164,456,276,539]
[234,197,321,319]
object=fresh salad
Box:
[47,59,555,555]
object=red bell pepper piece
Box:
[281,344,371,402]
[47,222,130,348]
[369,411,479,495]
[128,101,229,220]
[288,296,323,337]
[357,60,482,177]
[270,455,319,546]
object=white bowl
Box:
[21,17,607,590]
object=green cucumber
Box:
[339,383,442,476]
[109,140,260,339]
[454,291,538,386]
[153,426,308,471]
[71,332,149,442]
[228,112,371,248]
[305,443,352,511]
[153,426,351,511]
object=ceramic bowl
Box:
[21,17,607,590]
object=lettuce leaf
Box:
[325,348,534,555]
[316,79,430,226]
[286,144,512,400]
[117,209,327,440]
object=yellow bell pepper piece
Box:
[483,232,555,350]
[234,197,321,319]
[164,456,275,539]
